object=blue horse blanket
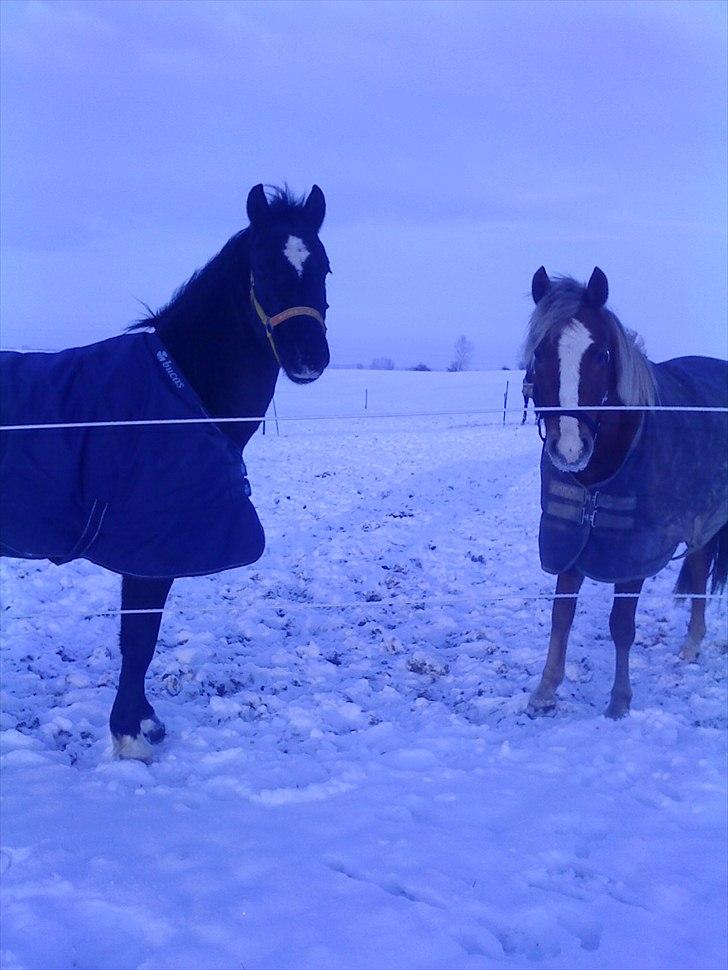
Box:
[0,332,265,578]
[539,356,728,583]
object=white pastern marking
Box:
[113,733,154,764]
[557,320,593,462]
[284,236,310,278]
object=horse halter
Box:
[249,273,327,367]
[536,391,608,444]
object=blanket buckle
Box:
[581,491,599,527]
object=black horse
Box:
[0,185,331,761]
[522,267,727,718]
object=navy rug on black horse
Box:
[0,184,331,761]
[521,267,727,719]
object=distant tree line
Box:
[365,336,476,372]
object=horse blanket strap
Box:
[545,499,635,531]
[545,482,637,530]
[249,280,326,367]
[0,332,265,579]
[539,356,728,583]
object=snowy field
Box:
[1,369,726,970]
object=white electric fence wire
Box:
[3,590,726,623]
[2,404,725,620]
[1,404,726,432]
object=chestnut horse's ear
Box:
[586,267,609,308]
[246,184,270,227]
[531,266,550,304]
[304,184,326,232]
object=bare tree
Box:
[371,357,395,370]
[449,335,474,372]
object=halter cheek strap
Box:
[249,276,326,367]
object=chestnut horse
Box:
[523,267,727,718]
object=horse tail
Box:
[674,522,728,596]
[709,521,728,594]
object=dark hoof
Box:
[604,701,630,720]
[679,636,701,663]
[527,705,557,720]
[141,716,166,744]
[527,692,557,718]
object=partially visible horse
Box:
[1,184,331,760]
[521,363,535,425]
[523,267,727,718]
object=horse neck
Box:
[576,405,641,488]
[153,239,279,450]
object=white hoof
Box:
[113,733,154,765]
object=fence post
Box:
[272,397,280,437]
[502,379,509,426]
[365,388,368,411]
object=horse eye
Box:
[598,349,610,365]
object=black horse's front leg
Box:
[110,575,173,762]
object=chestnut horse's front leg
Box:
[678,547,710,662]
[110,575,173,762]
[605,578,644,719]
[528,569,584,715]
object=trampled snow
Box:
[1,370,726,970]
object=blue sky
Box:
[1,0,726,367]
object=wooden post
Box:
[365,388,368,411]
[272,397,280,437]
[503,379,509,426]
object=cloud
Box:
[1,0,725,364]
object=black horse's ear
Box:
[586,267,608,308]
[531,266,550,304]
[247,184,270,227]
[304,185,326,231]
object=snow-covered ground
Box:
[1,370,726,970]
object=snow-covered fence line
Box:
[2,403,726,432]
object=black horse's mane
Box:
[129,186,306,334]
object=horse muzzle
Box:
[286,366,326,385]
[543,414,596,473]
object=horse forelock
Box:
[265,184,308,219]
[520,276,657,407]
[520,276,585,367]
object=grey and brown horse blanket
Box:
[0,332,264,578]
[540,356,728,583]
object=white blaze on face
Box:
[284,235,310,278]
[557,320,593,463]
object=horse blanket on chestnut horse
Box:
[539,356,728,583]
